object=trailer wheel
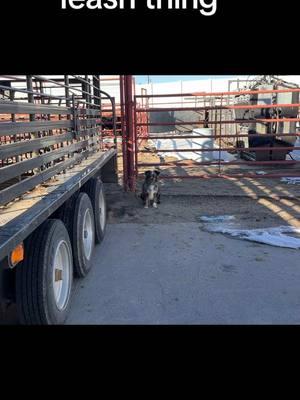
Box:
[72,193,96,278]
[83,178,107,244]
[53,191,79,223]
[16,219,73,325]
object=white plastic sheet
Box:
[281,137,300,184]
[205,224,300,249]
[150,129,236,162]
[289,137,300,161]
[281,177,300,185]
[199,215,236,223]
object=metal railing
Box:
[0,75,116,206]
[130,88,300,188]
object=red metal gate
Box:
[124,87,300,191]
[120,75,149,191]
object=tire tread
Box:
[16,219,72,325]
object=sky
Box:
[134,75,238,84]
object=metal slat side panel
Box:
[0,150,92,206]
[0,127,100,160]
[0,101,71,115]
[0,120,73,136]
[77,108,101,117]
[0,132,74,159]
[78,118,101,128]
[0,137,99,187]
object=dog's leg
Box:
[157,192,161,204]
[144,198,149,209]
[153,193,158,208]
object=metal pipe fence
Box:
[129,88,300,188]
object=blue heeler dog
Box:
[140,170,161,209]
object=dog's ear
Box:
[154,170,161,176]
[145,170,152,177]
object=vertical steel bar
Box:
[145,88,149,139]
[133,94,138,183]
[120,75,128,190]
[93,75,100,106]
[10,89,21,173]
[93,75,102,151]
[26,75,34,119]
[111,97,117,148]
[64,75,72,165]
[26,75,40,172]
[72,94,78,138]
[219,95,223,175]
[124,75,135,191]
[64,75,71,108]
[87,77,92,107]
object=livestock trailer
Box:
[0,75,118,324]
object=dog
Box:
[141,170,161,209]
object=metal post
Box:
[93,75,102,150]
[26,75,34,120]
[87,77,92,107]
[111,97,117,148]
[124,75,135,192]
[133,94,138,182]
[26,75,40,173]
[72,94,78,138]
[120,75,128,190]
[93,75,100,106]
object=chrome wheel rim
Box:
[82,208,94,260]
[53,240,72,310]
[99,190,106,231]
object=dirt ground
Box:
[112,140,300,229]
[105,183,300,230]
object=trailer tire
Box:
[16,219,73,325]
[54,191,79,225]
[83,178,107,244]
[71,193,96,278]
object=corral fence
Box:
[124,87,300,191]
